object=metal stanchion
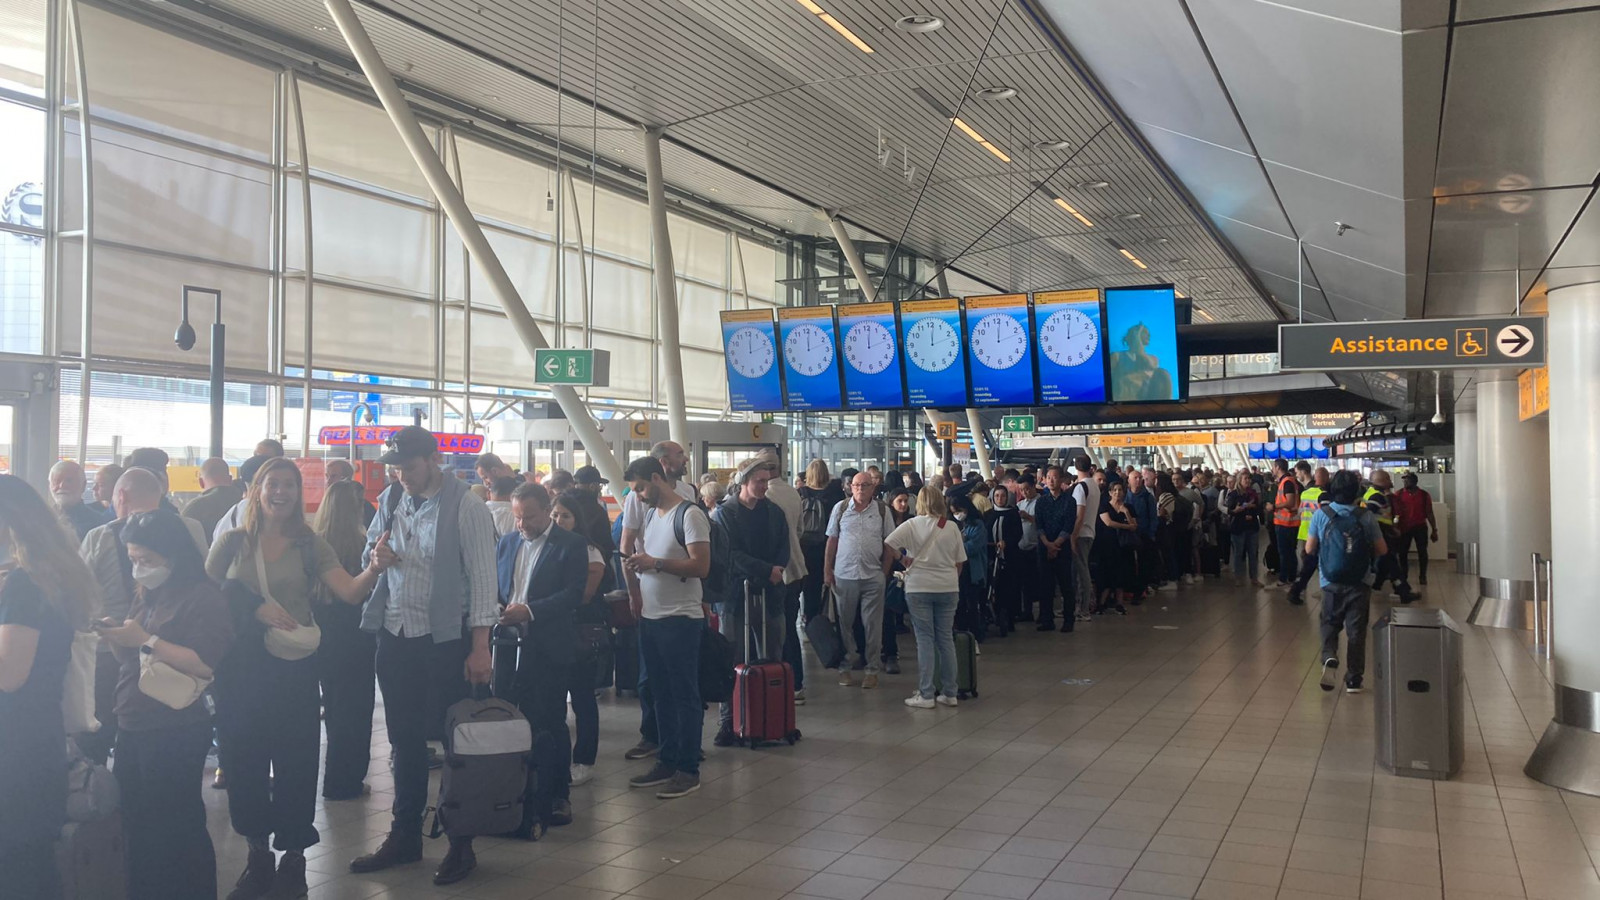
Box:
[1532,553,1547,657]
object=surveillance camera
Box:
[174,321,197,351]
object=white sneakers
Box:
[936,694,959,707]
[570,764,593,786]
[904,694,936,709]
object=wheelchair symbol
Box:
[1455,328,1488,357]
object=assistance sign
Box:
[1279,316,1544,371]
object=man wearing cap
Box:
[710,456,791,747]
[573,465,608,500]
[618,442,698,761]
[348,426,500,886]
[1391,472,1438,587]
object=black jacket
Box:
[985,506,1024,569]
[712,494,791,593]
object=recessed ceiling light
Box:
[1205,289,1223,296]
[1052,197,1094,229]
[796,0,875,53]
[1118,248,1148,269]
[1152,237,1170,244]
[1077,180,1111,189]
[973,86,1018,101]
[1033,139,1070,151]
[1115,212,1143,221]
[951,117,1010,162]
[894,14,944,33]
[314,24,329,31]
[1195,274,1210,281]
[1171,257,1191,264]
[487,94,499,101]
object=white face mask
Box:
[131,562,172,591]
[953,512,967,522]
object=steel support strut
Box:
[640,126,690,446]
[323,0,626,491]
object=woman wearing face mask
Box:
[97,509,233,900]
[0,475,93,899]
[950,497,990,639]
[551,490,614,787]
[207,458,390,900]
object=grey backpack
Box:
[430,696,532,838]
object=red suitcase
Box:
[732,581,800,747]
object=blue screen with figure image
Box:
[1105,285,1180,402]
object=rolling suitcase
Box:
[732,581,800,748]
[57,814,128,900]
[612,624,640,697]
[490,623,522,701]
[935,630,979,700]
[430,694,532,839]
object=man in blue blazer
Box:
[495,481,591,836]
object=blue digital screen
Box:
[777,307,844,410]
[1032,289,1107,404]
[1105,285,1181,402]
[719,310,783,412]
[964,294,1036,407]
[897,298,968,408]
[837,302,905,410]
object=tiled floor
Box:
[201,566,1600,900]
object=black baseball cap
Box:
[574,465,609,485]
[377,425,438,465]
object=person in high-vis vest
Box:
[1285,467,1329,606]
[1362,469,1417,604]
[1269,460,1301,588]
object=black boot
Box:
[433,838,477,886]
[226,843,275,900]
[267,851,308,899]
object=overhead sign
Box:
[318,426,484,454]
[534,348,611,386]
[1001,414,1036,433]
[1307,412,1360,430]
[1519,366,1549,421]
[1090,431,1216,448]
[935,420,958,441]
[1215,428,1272,445]
[1279,316,1545,370]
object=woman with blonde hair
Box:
[0,474,94,898]
[883,486,966,710]
[797,458,845,630]
[312,479,377,801]
[208,458,391,900]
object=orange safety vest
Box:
[1272,476,1299,528]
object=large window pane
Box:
[589,257,651,334]
[736,238,778,302]
[683,348,727,409]
[444,307,533,389]
[590,185,651,264]
[289,180,433,295]
[0,0,45,97]
[444,223,557,320]
[678,280,723,351]
[589,332,650,401]
[669,214,725,284]
[285,283,436,380]
[58,370,271,466]
[455,138,556,235]
[294,83,432,199]
[77,6,274,158]
[0,100,43,354]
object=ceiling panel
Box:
[1140,126,1289,236]
[1428,187,1590,274]
[1263,162,1414,273]
[1435,9,1600,192]
[1423,270,1522,318]
[1456,0,1598,22]
[1301,245,1406,319]
[1546,190,1600,270]
[1211,214,1303,281]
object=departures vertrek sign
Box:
[1279,316,1544,371]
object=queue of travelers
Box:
[0,436,1435,899]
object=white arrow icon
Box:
[542,356,561,376]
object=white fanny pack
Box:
[256,542,321,661]
[138,650,211,710]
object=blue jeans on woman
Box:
[1231,529,1260,582]
[906,591,959,700]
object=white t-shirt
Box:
[486,500,515,537]
[1073,478,1101,541]
[638,499,710,620]
[1016,495,1039,550]
[884,515,966,595]
[621,480,699,533]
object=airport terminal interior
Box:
[1,1,1599,899]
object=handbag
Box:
[255,540,321,661]
[138,648,211,709]
[62,630,101,734]
[698,624,736,703]
[804,585,846,670]
[575,622,611,659]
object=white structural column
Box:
[1466,377,1550,629]
[640,127,689,446]
[1454,387,1479,573]
[323,0,627,491]
[1526,281,1600,794]
[823,212,991,479]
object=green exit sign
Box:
[534,348,610,386]
[1001,414,1036,433]
[998,438,1015,451]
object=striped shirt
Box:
[371,483,499,638]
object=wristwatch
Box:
[141,635,160,653]
[653,559,664,573]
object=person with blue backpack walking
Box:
[1304,470,1388,694]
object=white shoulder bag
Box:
[257,541,321,661]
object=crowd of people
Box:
[0,435,1436,898]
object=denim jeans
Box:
[638,615,703,777]
[1230,529,1260,581]
[905,591,959,700]
[1275,526,1300,584]
[1319,583,1371,683]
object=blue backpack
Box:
[1319,507,1373,585]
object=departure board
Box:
[963,293,1036,406]
[719,309,783,412]
[777,306,844,410]
[897,298,968,408]
[837,301,906,409]
[1033,289,1107,403]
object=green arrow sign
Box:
[1001,414,1036,433]
[998,438,1015,451]
[533,348,611,386]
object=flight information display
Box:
[963,293,1036,406]
[719,309,783,411]
[1033,289,1107,403]
[837,301,906,409]
[1105,284,1180,402]
[777,306,844,410]
[897,298,968,408]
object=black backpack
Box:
[672,501,727,606]
[799,494,829,543]
[1171,492,1194,529]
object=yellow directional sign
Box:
[935,421,958,441]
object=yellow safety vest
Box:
[1297,487,1323,541]
[1363,486,1393,526]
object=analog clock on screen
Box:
[727,325,775,378]
[784,322,835,377]
[1039,307,1099,367]
[843,321,895,374]
[971,312,1026,369]
[905,317,959,373]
